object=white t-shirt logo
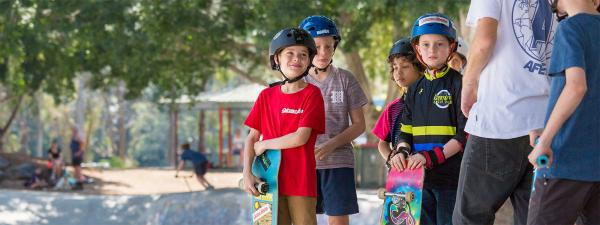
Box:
[512,0,555,75]
[281,108,304,114]
[330,91,344,103]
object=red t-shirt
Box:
[244,84,325,197]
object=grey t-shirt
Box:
[305,66,368,169]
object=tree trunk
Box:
[18,108,29,154]
[0,95,24,152]
[168,105,178,167]
[85,110,96,160]
[74,73,90,132]
[385,81,401,106]
[343,51,378,143]
[102,95,116,157]
[117,82,127,160]
[35,93,44,157]
[197,110,205,152]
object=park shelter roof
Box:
[162,83,265,109]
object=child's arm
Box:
[529,67,587,167]
[175,160,184,177]
[407,139,463,170]
[242,128,262,196]
[253,127,313,155]
[315,107,365,160]
[442,139,463,159]
[377,140,392,162]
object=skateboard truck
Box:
[255,181,269,195]
[238,179,269,195]
[377,188,415,202]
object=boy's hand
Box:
[242,173,260,196]
[253,141,267,155]
[407,153,426,170]
[315,143,335,160]
[461,81,478,117]
[528,139,553,168]
[528,129,543,147]
[389,153,407,172]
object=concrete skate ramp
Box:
[0,189,382,225]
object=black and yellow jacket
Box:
[398,66,467,189]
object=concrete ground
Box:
[0,168,513,225]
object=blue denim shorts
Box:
[193,162,207,176]
[316,167,359,216]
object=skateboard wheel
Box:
[377,188,386,200]
[256,182,269,195]
[537,155,549,167]
[405,191,414,202]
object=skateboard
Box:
[238,149,281,225]
[378,167,425,225]
[175,174,194,192]
[531,154,549,192]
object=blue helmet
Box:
[411,13,457,43]
[299,15,341,47]
[388,38,415,60]
[269,28,317,70]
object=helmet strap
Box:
[269,63,310,87]
[313,60,331,75]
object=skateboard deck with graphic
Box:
[378,167,425,225]
[239,149,281,225]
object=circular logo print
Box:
[433,90,452,109]
[512,0,555,62]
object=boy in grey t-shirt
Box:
[300,15,368,224]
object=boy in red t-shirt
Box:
[242,27,325,225]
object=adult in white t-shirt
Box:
[454,1,556,225]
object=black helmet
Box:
[269,28,317,70]
[388,38,415,61]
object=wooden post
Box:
[227,108,233,167]
[218,107,223,168]
[197,110,205,152]
[169,106,179,167]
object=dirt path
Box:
[84,168,242,195]
[0,167,242,195]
